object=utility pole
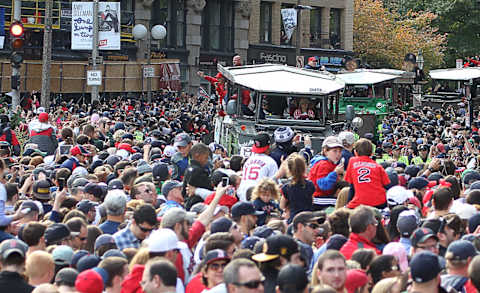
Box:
[11,0,21,109]
[91,0,99,102]
[41,0,52,108]
[146,25,152,102]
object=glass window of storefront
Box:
[330,8,341,49]
[260,1,272,44]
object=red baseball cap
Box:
[39,112,49,123]
[71,145,92,156]
[117,143,136,153]
[308,57,316,62]
[75,269,104,293]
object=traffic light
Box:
[10,21,24,51]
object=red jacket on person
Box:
[339,233,381,260]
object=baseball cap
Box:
[410,227,438,247]
[450,203,477,220]
[397,210,419,237]
[408,177,429,190]
[0,239,28,260]
[45,223,71,245]
[94,234,116,251]
[76,200,97,215]
[161,207,196,228]
[252,132,271,154]
[383,242,408,272]
[173,133,192,148]
[345,269,368,293]
[161,180,183,197]
[55,268,79,287]
[152,163,170,182]
[410,251,442,283]
[102,249,127,260]
[71,145,92,156]
[387,186,413,206]
[231,201,264,218]
[84,183,105,200]
[147,229,180,253]
[104,155,121,168]
[71,250,90,269]
[39,112,49,123]
[322,136,343,149]
[33,179,52,200]
[277,264,308,293]
[77,255,100,272]
[252,235,299,262]
[52,245,75,266]
[241,236,262,250]
[104,190,127,216]
[163,145,176,158]
[137,162,152,176]
[463,171,480,186]
[204,249,230,265]
[210,217,233,234]
[338,131,356,146]
[75,269,104,293]
[293,211,323,228]
[107,179,124,191]
[274,127,294,143]
[308,57,316,62]
[445,240,477,260]
[20,200,40,214]
[72,178,89,190]
[326,234,348,250]
[253,226,275,239]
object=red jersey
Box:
[344,156,390,208]
[308,158,337,197]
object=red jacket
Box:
[185,272,206,293]
[121,264,144,293]
[204,191,238,210]
[340,233,381,260]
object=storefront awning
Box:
[218,63,345,96]
[337,71,398,85]
[429,67,480,81]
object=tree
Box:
[354,0,447,69]
[388,0,480,66]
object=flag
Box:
[198,86,209,100]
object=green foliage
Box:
[388,0,480,67]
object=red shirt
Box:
[0,130,20,146]
[308,159,337,197]
[340,233,381,260]
[185,273,206,293]
[344,156,390,209]
[204,191,238,209]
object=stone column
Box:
[186,0,206,93]
[134,0,152,61]
[248,0,260,45]
[272,1,281,45]
[234,0,251,64]
[320,7,330,49]
[342,0,353,51]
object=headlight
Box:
[352,117,364,128]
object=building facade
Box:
[0,0,353,95]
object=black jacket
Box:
[183,160,212,210]
[0,271,33,293]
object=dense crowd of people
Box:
[2,80,480,293]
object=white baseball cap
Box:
[386,186,413,206]
[338,131,356,146]
[147,229,180,253]
[322,136,344,149]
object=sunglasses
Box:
[138,225,154,233]
[208,262,228,271]
[234,276,265,289]
[307,223,320,229]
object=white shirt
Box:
[237,153,278,201]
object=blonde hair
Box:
[287,153,307,186]
[371,277,398,293]
[26,251,54,280]
[129,248,150,271]
[251,178,280,201]
[335,187,350,210]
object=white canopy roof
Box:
[429,67,480,81]
[337,71,398,85]
[218,64,345,95]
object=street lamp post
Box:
[132,24,166,101]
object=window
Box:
[280,3,295,46]
[201,0,234,52]
[260,2,272,43]
[310,7,322,47]
[151,0,186,48]
[330,8,341,49]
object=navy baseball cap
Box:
[410,251,442,283]
[231,201,264,218]
[445,240,477,260]
[410,227,438,247]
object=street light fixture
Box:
[132,24,167,101]
[417,49,424,70]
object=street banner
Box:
[71,2,120,50]
[159,63,181,91]
[281,8,297,42]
